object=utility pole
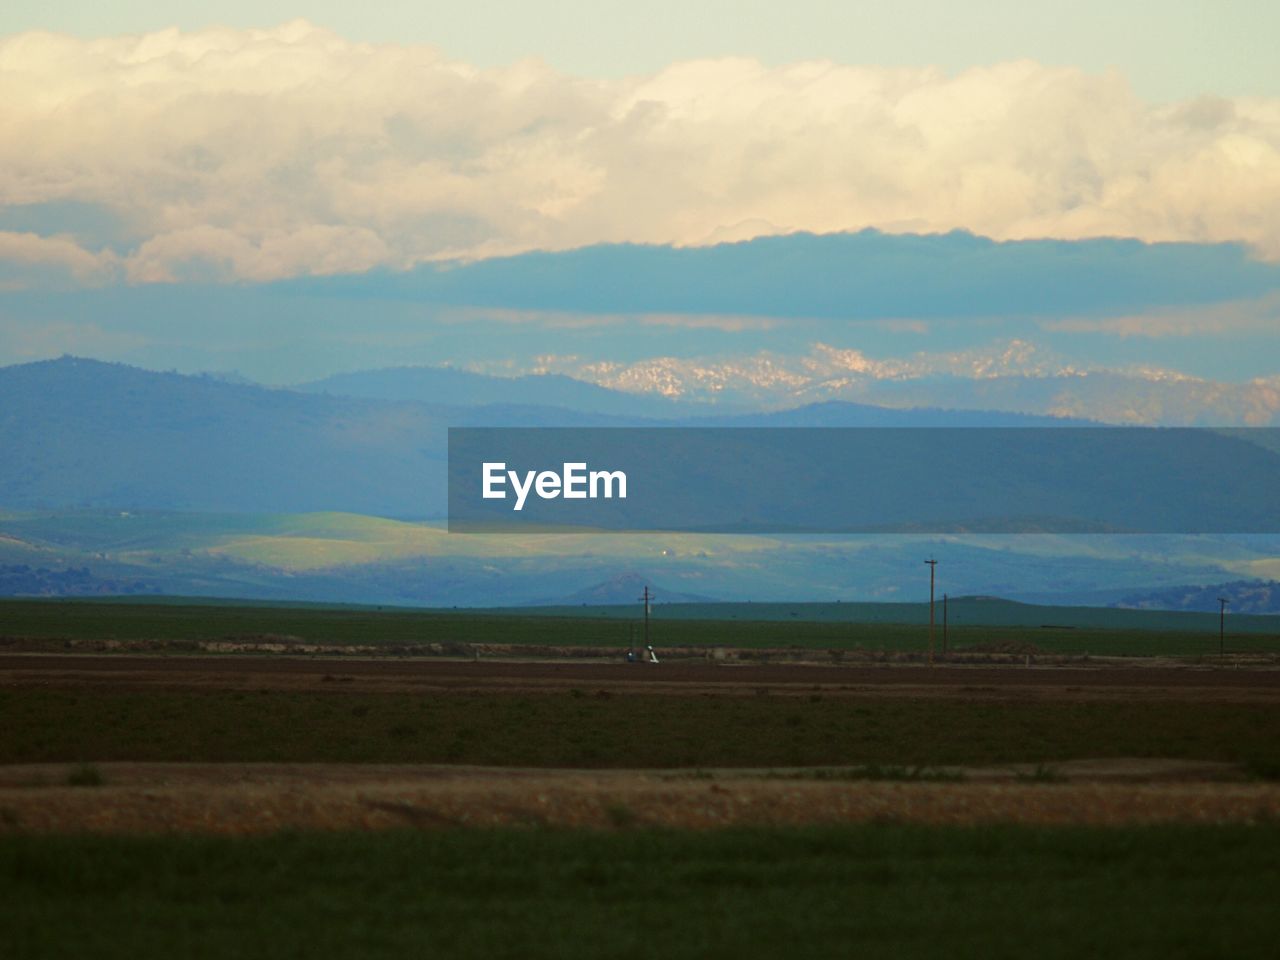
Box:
[943,593,948,656]
[924,559,937,666]
[640,585,654,662]
[1218,597,1229,660]
[641,586,651,648]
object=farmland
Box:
[3,597,1279,957]
[6,825,1280,959]
[3,594,1279,657]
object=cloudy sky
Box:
[5,1,1279,100]
[1,2,1277,420]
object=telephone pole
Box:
[924,559,937,666]
[1218,597,1229,660]
[641,586,651,647]
[640,586,653,661]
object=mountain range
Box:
[0,356,1089,516]
[6,231,1278,425]
[2,356,1278,609]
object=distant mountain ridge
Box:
[686,399,1093,427]
[0,357,1231,521]
[293,363,1090,426]
[6,230,1277,423]
[297,366,700,418]
[0,357,453,515]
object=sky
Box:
[0,2,1277,418]
[4,1,1279,101]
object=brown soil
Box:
[2,652,1277,702]
[4,653,1277,834]
[2,761,1278,835]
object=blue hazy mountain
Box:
[297,365,1089,425]
[685,400,1092,427]
[1,357,1268,527]
[0,357,451,516]
[297,366,700,418]
[0,357,669,515]
[548,572,720,606]
[1116,580,1280,614]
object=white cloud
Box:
[125,224,390,282]
[2,21,1280,282]
[0,230,118,288]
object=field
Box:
[2,656,1279,770]
[3,598,1279,956]
[4,594,1280,657]
[6,826,1280,959]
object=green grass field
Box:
[4,594,1279,957]
[3,689,1276,770]
[4,825,1279,959]
[2,596,1277,656]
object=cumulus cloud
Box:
[2,21,1279,282]
[0,230,119,288]
[126,224,390,282]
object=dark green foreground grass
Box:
[3,689,1277,769]
[3,825,1279,959]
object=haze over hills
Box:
[3,356,1278,609]
[5,231,1278,425]
[1117,580,1280,615]
[684,399,1093,427]
[0,356,1100,516]
[0,357,452,516]
[530,356,1280,424]
[552,573,720,606]
[297,366,702,418]
[299,363,1107,426]
[2,505,1276,610]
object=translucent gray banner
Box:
[448,427,1280,534]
